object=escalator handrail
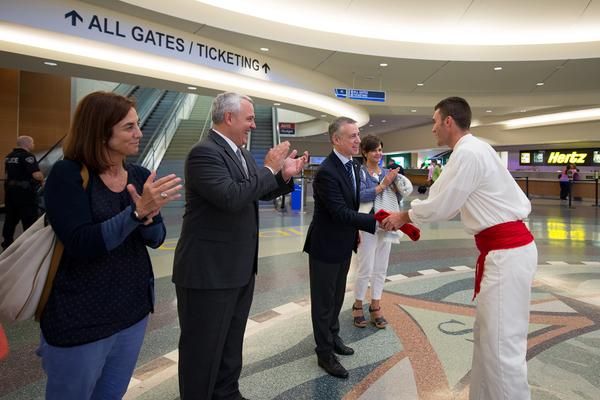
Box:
[198,103,213,142]
[138,92,187,164]
[37,135,66,163]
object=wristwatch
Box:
[131,208,145,223]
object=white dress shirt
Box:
[408,134,531,235]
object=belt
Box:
[473,220,534,300]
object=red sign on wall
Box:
[279,122,296,135]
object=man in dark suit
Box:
[173,92,308,400]
[303,117,377,379]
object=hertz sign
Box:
[520,149,600,166]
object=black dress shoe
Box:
[318,354,349,379]
[333,340,354,356]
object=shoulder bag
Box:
[0,165,89,322]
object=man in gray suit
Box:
[173,92,307,400]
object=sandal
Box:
[352,304,367,328]
[369,306,388,329]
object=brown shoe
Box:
[369,306,388,329]
[352,304,367,328]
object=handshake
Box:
[374,210,420,241]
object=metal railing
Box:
[141,93,197,171]
[197,104,213,143]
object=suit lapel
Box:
[330,152,358,206]
[209,130,247,178]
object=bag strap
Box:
[35,164,89,321]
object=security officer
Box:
[2,136,44,249]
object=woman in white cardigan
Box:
[352,135,407,328]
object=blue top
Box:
[359,165,401,203]
[41,160,165,347]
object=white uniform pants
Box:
[469,241,538,400]
[354,230,392,301]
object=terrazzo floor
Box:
[1,192,599,400]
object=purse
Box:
[0,165,89,322]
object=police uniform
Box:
[2,148,41,249]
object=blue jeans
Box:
[38,316,148,400]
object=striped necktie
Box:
[345,161,355,191]
[236,149,249,178]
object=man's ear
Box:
[224,111,233,126]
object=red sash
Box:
[473,221,534,300]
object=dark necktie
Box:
[345,161,355,191]
[236,149,249,178]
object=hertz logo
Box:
[547,151,587,164]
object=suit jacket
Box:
[173,130,293,289]
[303,151,376,263]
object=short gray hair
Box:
[211,92,253,124]
[17,135,33,149]
[328,116,357,143]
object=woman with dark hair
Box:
[352,134,411,329]
[38,91,182,399]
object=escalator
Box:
[249,104,276,168]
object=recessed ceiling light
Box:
[369,124,374,127]
[320,114,327,117]
[187,86,197,90]
[417,83,424,86]
[273,103,280,106]
[493,66,503,71]
[410,109,417,113]
[502,108,600,129]
[536,82,545,86]
[379,63,388,67]
[43,61,57,66]
[381,120,387,123]
[521,109,527,113]
[260,47,269,52]
[486,110,492,113]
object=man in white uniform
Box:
[382,97,537,400]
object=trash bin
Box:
[291,183,302,211]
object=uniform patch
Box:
[25,156,35,164]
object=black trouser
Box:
[2,188,39,248]
[176,276,255,400]
[559,181,570,200]
[309,256,351,357]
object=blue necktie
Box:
[345,161,355,191]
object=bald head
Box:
[17,136,34,152]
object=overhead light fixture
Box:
[43,61,57,66]
[381,119,387,123]
[187,86,197,90]
[501,108,600,129]
[486,110,492,113]
[493,66,503,71]
[416,83,424,86]
[369,124,374,127]
[260,47,269,52]
[536,82,545,86]
[320,114,327,117]
[379,63,388,67]
[410,109,417,113]
[273,102,280,106]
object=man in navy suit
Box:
[174,92,308,400]
[303,117,377,378]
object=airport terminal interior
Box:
[1,1,600,399]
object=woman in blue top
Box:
[39,91,182,400]
[352,135,399,329]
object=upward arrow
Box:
[261,63,270,74]
[64,10,83,27]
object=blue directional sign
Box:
[348,89,385,102]
[334,88,385,102]
[334,88,347,99]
